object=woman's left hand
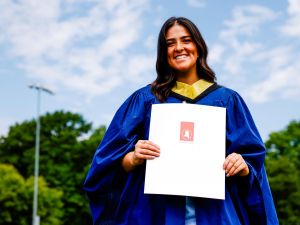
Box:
[223,153,249,177]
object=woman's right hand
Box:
[132,140,160,165]
[122,140,160,172]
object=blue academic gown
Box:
[83,84,278,225]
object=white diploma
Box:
[144,103,226,199]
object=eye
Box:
[166,41,175,47]
[182,38,192,43]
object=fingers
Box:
[134,140,160,161]
[223,153,249,177]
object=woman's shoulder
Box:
[135,84,153,95]
[127,84,156,103]
[213,84,245,106]
[216,85,239,97]
[114,85,155,115]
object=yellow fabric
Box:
[171,79,214,99]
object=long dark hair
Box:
[151,17,216,102]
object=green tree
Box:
[265,120,300,224]
[0,111,106,225]
[0,164,63,225]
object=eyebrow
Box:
[166,35,192,42]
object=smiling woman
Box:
[83,16,279,225]
[166,24,199,82]
[152,17,216,102]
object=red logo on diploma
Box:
[180,122,194,142]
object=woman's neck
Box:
[175,71,199,85]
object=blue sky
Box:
[0,0,299,141]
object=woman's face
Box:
[166,24,198,76]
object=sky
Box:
[0,0,299,141]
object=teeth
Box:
[175,55,187,59]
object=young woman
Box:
[83,17,278,225]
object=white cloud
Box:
[223,41,262,76]
[280,0,300,37]
[245,64,300,103]
[126,54,155,83]
[210,5,277,80]
[244,47,300,103]
[210,4,300,103]
[144,35,156,49]
[220,5,277,40]
[208,44,225,64]
[0,0,150,100]
[187,0,206,8]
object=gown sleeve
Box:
[83,89,151,224]
[225,91,278,225]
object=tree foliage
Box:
[0,111,106,225]
[0,164,63,225]
[0,111,299,224]
[265,120,300,224]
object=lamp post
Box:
[29,84,54,225]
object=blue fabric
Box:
[83,84,278,225]
[185,197,196,225]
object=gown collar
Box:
[171,79,214,100]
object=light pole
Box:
[29,84,54,225]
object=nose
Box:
[175,41,184,52]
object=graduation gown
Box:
[83,83,278,225]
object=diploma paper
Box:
[144,103,226,199]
